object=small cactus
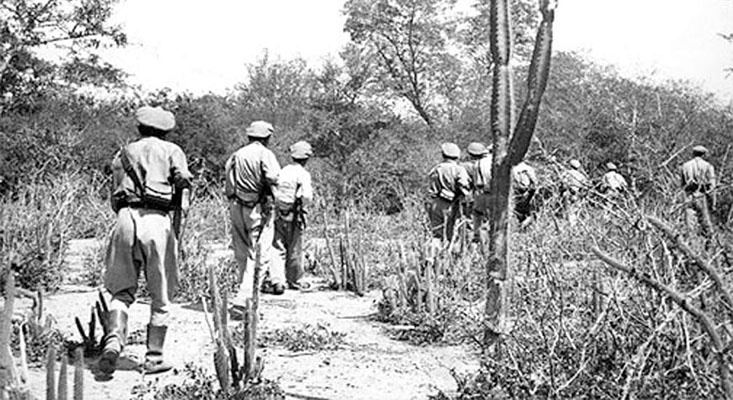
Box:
[73,347,83,400]
[46,346,57,400]
[57,354,68,400]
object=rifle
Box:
[291,182,306,230]
[171,187,191,241]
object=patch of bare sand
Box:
[20,286,477,400]
[17,239,478,399]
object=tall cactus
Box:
[484,0,557,350]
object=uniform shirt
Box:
[512,161,537,191]
[680,157,715,193]
[471,156,493,193]
[428,160,470,202]
[601,171,628,192]
[225,141,281,203]
[460,161,476,188]
[560,169,589,192]
[273,163,313,210]
[110,136,192,209]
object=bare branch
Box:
[592,247,733,400]
[646,215,733,322]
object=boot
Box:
[143,324,173,374]
[99,310,128,375]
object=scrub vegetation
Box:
[2,0,733,398]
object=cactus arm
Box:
[507,0,556,166]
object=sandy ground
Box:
[12,239,479,400]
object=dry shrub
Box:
[255,323,346,352]
[439,192,730,399]
[1,172,111,292]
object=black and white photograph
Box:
[2,0,733,399]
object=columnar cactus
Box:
[484,0,557,350]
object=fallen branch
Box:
[592,247,733,400]
[647,216,733,322]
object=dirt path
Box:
[17,240,478,400]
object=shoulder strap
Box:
[119,147,146,198]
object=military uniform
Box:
[466,142,492,243]
[512,161,537,224]
[600,163,628,197]
[427,143,470,261]
[102,106,192,375]
[560,159,589,224]
[680,146,716,237]
[272,141,314,289]
[225,121,283,302]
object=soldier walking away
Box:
[225,121,283,307]
[101,106,192,375]
[680,145,716,238]
[512,160,537,227]
[600,162,628,198]
[560,159,590,225]
[272,141,314,291]
[426,142,470,263]
[466,142,492,243]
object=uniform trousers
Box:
[230,201,284,305]
[272,210,304,286]
[427,197,458,262]
[685,193,713,238]
[104,207,177,327]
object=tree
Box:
[0,0,126,111]
[343,0,459,127]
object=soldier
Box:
[225,121,283,308]
[512,160,537,226]
[680,145,716,237]
[600,162,628,197]
[101,106,192,375]
[560,159,589,224]
[426,142,470,262]
[466,142,492,243]
[272,141,314,291]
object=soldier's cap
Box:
[290,140,313,159]
[441,142,461,159]
[692,145,708,155]
[136,106,175,131]
[246,120,274,138]
[467,142,488,157]
[569,159,581,169]
[606,162,617,170]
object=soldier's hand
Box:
[180,188,191,212]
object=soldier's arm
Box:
[710,165,717,208]
[262,151,281,187]
[528,168,538,187]
[300,172,314,208]
[169,146,193,190]
[110,152,123,212]
[457,166,471,196]
[224,155,236,199]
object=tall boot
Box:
[99,310,128,375]
[143,324,172,374]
